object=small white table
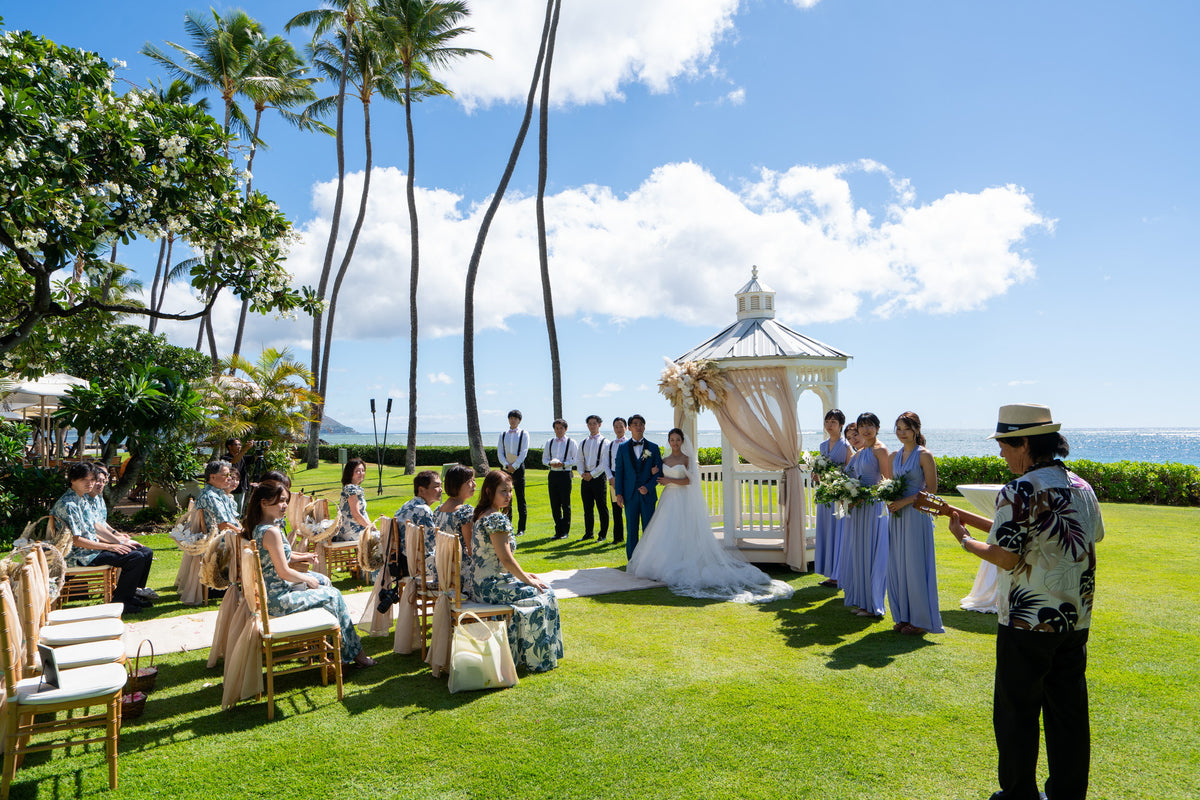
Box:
[956,483,1005,614]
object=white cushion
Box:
[460,601,512,616]
[267,608,339,637]
[50,638,127,670]
[47,603,125,624]
[40,617,125,646]
[15,662,127,705]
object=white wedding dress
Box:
[628,457,794,604]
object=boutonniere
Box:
[639,448,651,462]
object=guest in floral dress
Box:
[333,458,375,542]
[52,462,154,615]
[434,465,478,599]
[243,480,376,667]
[393,470,443,580]
[469,470,563,673]
[884,412,944,635]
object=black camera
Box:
[376,585,400,614]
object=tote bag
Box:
[448,612,519,693]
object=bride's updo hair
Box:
[667,427,685,443]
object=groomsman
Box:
[606,417,630,544]
[542,419,579,540]
[578,415,609,540]
[497,409,530,534]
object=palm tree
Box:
[464,0,557,472]
[373,0,488,474]
[230,35,331,366]
[210,347,321,452]
[306,21,411,452]
[288,0,372,469]
[536,0,564,418]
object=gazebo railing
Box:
[698,464,816,540]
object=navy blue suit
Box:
[613,439,663,560]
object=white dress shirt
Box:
[498,427,529,469]
[580,433,609,479]
[542,436,579,470]
[607,434,631,480]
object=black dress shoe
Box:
[597,534,607,541]
[581,533,595,540]
[551,533,568,540]
[613,536,624,544]
[122,603,145,616]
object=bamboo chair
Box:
[13,566,124,672]
[28,516,116,609]
[404,523,438,659]
[321,538,361,582]
[239,549,344,721]
[426,531,513,677]
[0,582,125,799]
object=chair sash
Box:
[425,532,460,676]
[357,517,397,637]
[220,547,264,709]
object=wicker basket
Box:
[358,528,383,573]
[11,542,66,603]
[121,691,147,720]
[125,639,158,694]
[21,515,74,556]
[199,534,232,590]
[168,508,210,555]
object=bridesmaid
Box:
[841,412,892,618]
[815,409,852,589]
[844,422,862,452]
[885,412,944,635]
[434,465,478,598]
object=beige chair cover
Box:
[708,366,808,571]
[357,516,397,637]
[220,548,264,709]
[424,533,458,677]
[13,564,46,672]
[174,501,210,604]
[392,522,427,655]
[207,529,250,668]
[285,492,308,546]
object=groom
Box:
[613,414,663,560]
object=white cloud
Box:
[161,159,1049,355]
[446,0,741,108]
[429,372,453,385]
[788,0,823,8]
[724,87,746,105]
[587,382,624,398]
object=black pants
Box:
[547,470,572,536]
[609,482,624,541]
[89,546,154,604]
[992,625,1091,800]
[511,467,528,533]
[580,475,609,537]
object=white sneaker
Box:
[135,587,160,601]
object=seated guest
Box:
[196,460,242,535]
[221,438,250,511]
[333,457,375,542]
[52,462,154,615]
[434,465,478,598]
[89,462,158,602]
[469,470,563,672]
[393,470,443,580]
[243,480,376,668]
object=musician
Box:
[948,404,1104,800]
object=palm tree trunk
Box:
[156,236,175,323]
[148,238,167,332]
[537,0,564,419]
[464,0,556,473]
[320,100,374,428]
[231,109,265,369]
[404,72,420,475]
[306,29,356,469]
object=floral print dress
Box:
[253,522,364,661]
[469,512,563,672]
[434,504,476,599]
[334,483,367,542]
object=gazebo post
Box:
[720,430,738,550]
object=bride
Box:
[628,428,794,603]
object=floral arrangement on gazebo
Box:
[658,358,728,413]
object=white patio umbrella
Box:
[0,373,91,461]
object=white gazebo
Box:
[667,267,851,571]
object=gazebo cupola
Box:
[735,265,775,320]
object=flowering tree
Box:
[0,27,314,366]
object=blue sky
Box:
[6,1,1197,438]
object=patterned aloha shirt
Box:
[51,491,100,566]
[988,463,1105,632]
[394,496,438,580]
[195,484,239,536]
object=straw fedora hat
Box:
[989,403,1062,439]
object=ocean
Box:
[324,428,1200,466]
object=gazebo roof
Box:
[676,266,851,363]
[676,317,850,362]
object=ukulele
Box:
[911,491,993,534]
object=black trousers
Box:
[609,482,624,541]
[580,475,609,537]
[89,546,154,604]
[511,466,528,533]
[547,470,572,536]
[992,625,1091,800]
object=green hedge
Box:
[313,444,550,470]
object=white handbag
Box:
[448,612,519,693]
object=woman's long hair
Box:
[895,411,927,447]
[242,480,289,540]
[473,470,512,522]
[341,457,365,486]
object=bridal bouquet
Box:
[813,471,864,518]
[801,450,839,480]
[872,475,908,517]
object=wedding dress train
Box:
[628,458,793,604]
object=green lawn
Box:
[18,464,1200,800]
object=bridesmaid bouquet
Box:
[872,476,908,517]
[814,471,864,518]
[801,450,839,479]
